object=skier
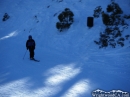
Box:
[26,35,35,60]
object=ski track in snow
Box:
[0,0,130,97]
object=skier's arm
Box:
[26,40,29,50]
[34,40,35,49]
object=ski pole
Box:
[23,50,27,60]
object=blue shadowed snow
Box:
[0,0,130,97]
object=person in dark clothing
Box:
[26,35,35,60]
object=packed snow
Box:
[0,0,130,97]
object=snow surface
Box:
[0,0,130,97]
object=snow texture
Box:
[0,0,130,97]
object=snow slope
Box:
[0,0,130,97]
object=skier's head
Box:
[28,35,32,40]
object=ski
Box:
[29,58,40,62]
[33,59,40,62]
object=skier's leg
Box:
[32,49,34,58]
[29,49,33,59]
[30,49,35,59]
